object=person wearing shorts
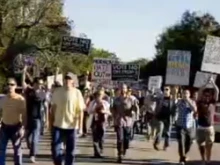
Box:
[196,77,219,165]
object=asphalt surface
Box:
[5,130,220,165]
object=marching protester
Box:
[175,89,197,165]
[87,89,110,158]
[22,66,47,163]
[50,72,85,165]
[196,77,219,165]
[112,84,139,163]
[0,78,26,165]
[141,90,157,140]
[154,86,176,151]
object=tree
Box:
[142,11,220,86]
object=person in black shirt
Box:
[196,77,219,165]
[154,86,176,151]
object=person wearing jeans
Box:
[175,89,197,165]
[50,72,85,165]
[0,78,26,165]
[154,86,176,151]
[112,84,138,163]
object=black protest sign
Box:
[111,64,140,81]
[61,36,91,55]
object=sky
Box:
[64,0,220,62]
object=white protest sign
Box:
[148,76,162,90]
[193,71,217,88]
[201,35,220,74]
[92,58,118,80]
[47,74,63,89]
[165,50,191,85]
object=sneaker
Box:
[153,143,159,151]
[30,156,36,163]
[117,156,122,163]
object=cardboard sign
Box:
[201,35,220,74]
[92,58,118,80]
[193,71,217,88]
[165,50,191,85]
[148,76,162,90]
[61,36,91,55]
[47,74,63,89]
[111,64,140,81]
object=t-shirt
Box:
[51,87,85,129]
[0,94,26,125]
[157,96,172,120]
[197,100,215,127]
[25,88,46,121]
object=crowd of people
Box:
[0,66,219,165]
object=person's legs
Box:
[176,126,186,163]
[205,127,215,163]
[65,129,76,165]
[197,129,206,162]
[154,120,164,150]
[29,119,41,162]
[11,128,23,165]
[115,126,124,163]
[51,127,64,165]
[98,126,105,153]
[0,126,9,165]
[163,120,172,149]
[185,127,193,158]
[92,126,101,157]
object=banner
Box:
[92,58,117,80]
[61,36,91,55]
[148,76,162,90]
[193,71,217,88]
[201,35,220,74]
[165,50,191,85]
[111,64,140,81]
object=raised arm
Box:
[210,77,219,101]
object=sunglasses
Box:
[7,83,15,86]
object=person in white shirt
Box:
[87,90,110,158]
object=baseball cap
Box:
[65,72,75,80]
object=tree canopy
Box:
[141,11,220,86]
[0,0,115,90]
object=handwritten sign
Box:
[148,76,162,90]
[47,74,63,89]
[165,50,191,85]
[111,64,140,81]
[92,58,117,80]
[201,35,220,74]
[193,71,217,88]
[61,36,91,55]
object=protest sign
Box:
[148,76,162,90]
[111,64,140,81]
[165,50,191,85]
[193,71,217,88]
[47,74,63,89]
[61,36,91,55]
[201,35,220,74]
[92,58,117,80]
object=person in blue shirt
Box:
[175,89,197,165]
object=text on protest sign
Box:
[193,71,217,88]
[111,64,140,81]
[165,50,191,85]
[61,36,91,55]
[201,35,220,74]
[92,58,118,80]
[148,76,162,90]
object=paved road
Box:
[6,131,220,165]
